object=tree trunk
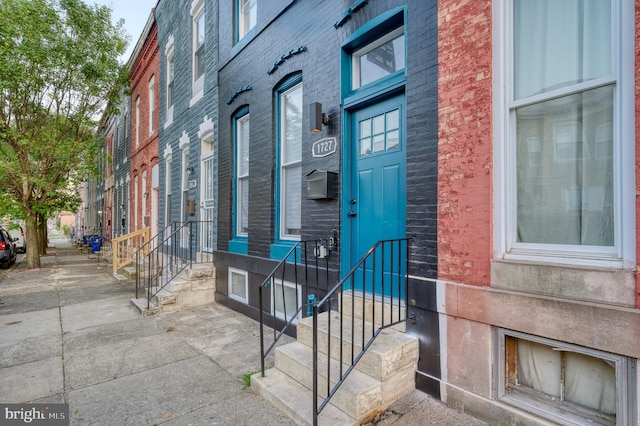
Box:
[25,213,41,269]
[37,213,47,255]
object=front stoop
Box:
[252,311,418,425]
[129,264,216,316]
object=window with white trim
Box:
[271,279,302,323]
[276,78,302,240]
[498,0,634,265]
[191,0,205,100]
[135,97,140,148]
[498,329,634,425]
[165,36,175,127]
[165,155,172,227]
[235,112,250,237]
[148,75,155,135]
[237,0,257,41]
[228,268,248,303]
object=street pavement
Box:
[0,232,487,426]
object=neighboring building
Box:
[128,11,160,237]
[112,89,132,238]
[432,1,638,425]
[155,0,219,254]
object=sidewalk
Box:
[0,233,486,425]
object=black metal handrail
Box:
[259,239,333,377]
[134,221,215,310]
[311,237,412,426]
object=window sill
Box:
[228,238,248,255]
[189,90,204,107]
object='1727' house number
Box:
[312,137,337,158]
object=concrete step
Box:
[152,288,176,306]
[275,342,382,422]
[177,263,214,281]
[112,273,129,283]
[129,297,160,316]
[297,311,418,381]
[122,266,137,279]
[251,368,356,426]
[340,293,407,332]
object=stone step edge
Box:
[275,341,381,421]
[251,368,356,426]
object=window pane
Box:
[238,115,250,176]
[516,85,614,246]
[283,165,301,235]
[239,178,249,234]
[360,119,371,137]
[516,339,562,398]
[386,109,399,130]
[360,137,372,156]
[372,114,385,134]
[231,271,247,299]
[195,46,205,79]
[514,0,612,99]
[387,130,399,150]
[282,85,302,164]
[274,283,300,320]
[240,0,257,39]
[358,32,405,87]
[564,352,616,416]
[373,134,384,153]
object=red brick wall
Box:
[635,0,640,308]
[438,0,493,286]
[130,23,159,232]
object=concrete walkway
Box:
[0,233,486,426]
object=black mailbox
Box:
[306,169,337,200]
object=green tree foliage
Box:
[0,0,128,268]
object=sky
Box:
[89,0,158,63]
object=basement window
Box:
[270,279,302,323]
[228,268,248,303]
[498,330,635,425]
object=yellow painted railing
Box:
[112,228,150,274]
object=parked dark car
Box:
[0,228,17,269]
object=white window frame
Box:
[165,155,172,228]
[135,96,140,148]
[228,267,249,303]
[190,0,205,105]
[165,35,175,128]
[134,175,139,230]
[278,82,303,241]
[497,329,633,425]
[270,278,302,323]
[148,75,155,135]
[492,0,635,269]
[238,0,257,41]
[236,113,250,237]
[142,170,148,222]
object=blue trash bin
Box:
[82,235,88,245]
[91,236,103,253]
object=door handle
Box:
[348,211,357,217]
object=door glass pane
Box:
[360,119,371,137]
[372,114,385,134]
[386,109,399,130]
[387,130,399,150]
[373,135,384,153]
[360,137,372,156]
[282,86,302,165]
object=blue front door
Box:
[348,94,406,296]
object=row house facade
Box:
[156,0,219,253]
[129,12,160,238]
[86,1,640,425]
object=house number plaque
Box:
[312,137,337,158]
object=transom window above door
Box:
[352,26,405,89]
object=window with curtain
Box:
[510,0,616,250]
[238,0,257,41]
[278,80,302,239]
[235,112,250,236]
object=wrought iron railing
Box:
[311,237,412,426]
[259,239,334,376]
[134,221,216,310]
